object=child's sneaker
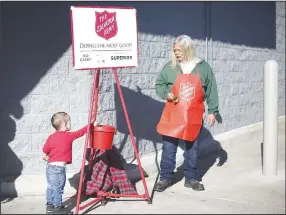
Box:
[53,206,68,214]
[46,203,54,214]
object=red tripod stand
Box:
[74,68,151,214]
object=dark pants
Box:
[159,130,201,182]
[46,164,66,208]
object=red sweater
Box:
[43,125,92,164]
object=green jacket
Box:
[155,60,219,115]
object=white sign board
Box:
[70,6,138,70]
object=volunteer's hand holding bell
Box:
[167,93,179,103]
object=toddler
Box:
[42,112,95,214]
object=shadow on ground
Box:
[172,126,228,185]
[0,197,15,205]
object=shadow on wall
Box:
[113,85,228,186]
[70,1,276,48]
[71,1,207,40]
[0,0,274,197]
[0,0,206,197]
[0,2,72,196]
[209,2,276,49]
[114,85,164,171]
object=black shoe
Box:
[153,180,172,192]
[53,206,67,214]
[184,180,205,191]
[46,203,54,214]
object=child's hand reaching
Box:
[93,121,98,127]
[43,154,49,161]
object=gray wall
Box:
[0,2,285,181]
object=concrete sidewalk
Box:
[1,133,285,214]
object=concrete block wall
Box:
[211,2,285,133]
[0,2,285,177]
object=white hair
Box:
[171,35,195,69]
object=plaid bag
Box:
[86,150,137,196]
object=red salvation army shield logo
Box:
[179,83,195,101]
[95,10,118,40]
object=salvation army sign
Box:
[95,10,118,40]
[70,6,138,70]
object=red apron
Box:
[156,66,204,142]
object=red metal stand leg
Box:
[112,68,151,203]
[88,68,101,169]
[74,68,151,214]
[90,70,100,131]
[74,69,100,214]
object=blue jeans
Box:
[160,131,201,182]
[46,164,66,208]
